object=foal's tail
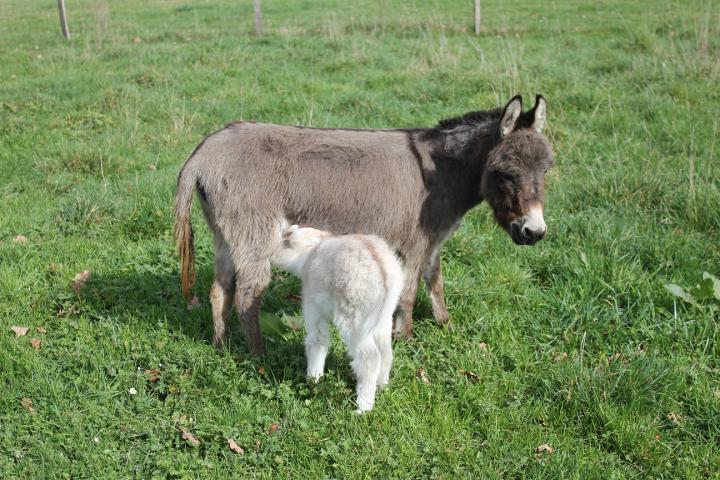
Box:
[376,256,406,331]
[174,160,197,299]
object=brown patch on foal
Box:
[355,235,388,294]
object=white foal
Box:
[271,225,404,412]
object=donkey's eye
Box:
[497,172,514,184]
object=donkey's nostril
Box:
[522,226,545,244]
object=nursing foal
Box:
[271,225,404,412]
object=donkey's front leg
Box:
[392,268,420,340]
[423,251,450,327]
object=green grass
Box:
[1,0,719,477]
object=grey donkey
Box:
[175,94,554,356]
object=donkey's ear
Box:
[531,94,547,133]
[500,95,522,136]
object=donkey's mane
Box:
[433,108,503,131]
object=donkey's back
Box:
[184,122,424,236]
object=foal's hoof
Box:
[354,395,375,413]
[307,373,323,383]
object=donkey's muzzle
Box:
[510,205,547,245]
[510,222,547,245]
[510,220,546,245]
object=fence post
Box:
[57,0,70,39]
[474,0,481,35]
[253,0,263,35]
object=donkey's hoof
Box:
[248,342,267,357]
[392,328,413,341]
[431,302,450,324]
[212,336,229,350]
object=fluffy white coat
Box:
[271,225,404,412]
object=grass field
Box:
[1,0,719,477]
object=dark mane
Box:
[434,108,503,131]
[421,107,503,143]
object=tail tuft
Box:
[174,163,197,299]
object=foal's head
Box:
[480,95,554,245]
[271,225,329,274]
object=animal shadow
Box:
[79,267,353,392]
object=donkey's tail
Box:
[174,160,197,299]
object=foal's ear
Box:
[531,94,547,133]
[500,95,523,136]
[282,224,299,240]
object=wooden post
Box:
[253,0,263,35]
[57,0,70,39]
[474,0,481,35]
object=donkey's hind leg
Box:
[210,238,236,348]
[233,259,272,356]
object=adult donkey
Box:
[175,95,553,356]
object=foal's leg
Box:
[303,299,330,381]
[233,260,271,356]
[423,251,450,326]
[210,238,236,348]
[336,306,382,412]
[373,318,393,388]
[351,335,382,412]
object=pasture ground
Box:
[1,0,719,477]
